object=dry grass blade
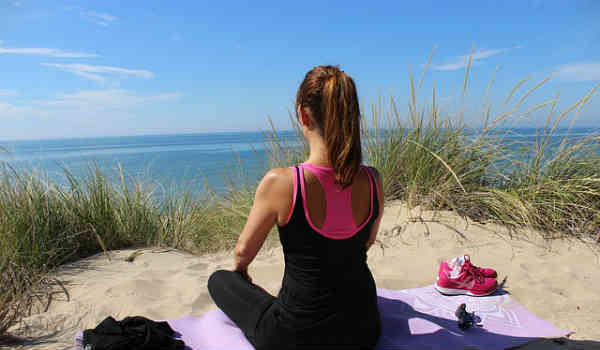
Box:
[409,66,416,119]
[482,66,499,129]
[406,139,467,194]
[503,75,532,108]
[514,74,553,111]
[461,47,474,105]
[124,249,146,262]
[418,45,437,90]
[484,75,552,132]
[432,85,437,124]
[90,224,111,262]
[556,82,600,153]
[515,100,557,123]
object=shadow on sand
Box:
[376,295,599,350]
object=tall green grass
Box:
[0,161,254,338]
[356,54,600,240]
[1,54,599,338]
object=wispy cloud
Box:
[0,102,37,117]
[81,10,118,27]
[37,90,181,110]
[0,47,98,58]
[64,6,119,27]
[554,62,600,82]
[1,90,183,139]
[431,45,522,71]
[2,90,181,119]
[0,90,17,97]
[41,63,154,82]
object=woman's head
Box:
[296,65,362,188]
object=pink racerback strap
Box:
[298,163,374,239]
[284,166,298,225]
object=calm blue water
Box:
[0,131,299,195]
[1,128,597,196]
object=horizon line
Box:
[1,126,599,143]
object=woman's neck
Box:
[304,131,332,167]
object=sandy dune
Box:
[6,202,600,349]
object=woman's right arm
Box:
[366,167,384,251]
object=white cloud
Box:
[81,10,118,27]
[0,102,38,116]
[554,62,600,82]
[2,90,181,118]
[0,90,17,97]
[0,47,98,58]
[431,46,522,71]
[0,90,183,139]
[35,90,181,111]
[431,58,483,71]
[41,63,154,82]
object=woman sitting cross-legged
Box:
[207,65,384,350]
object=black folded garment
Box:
[82,315,185,350]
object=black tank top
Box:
[272,165,381,348]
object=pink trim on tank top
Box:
[283,166,297,225]
[298,163,374,239]
[370,167,381,202]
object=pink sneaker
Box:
[436,259,498,296]
[446,255,497,278]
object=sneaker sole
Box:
[435,284,498,297]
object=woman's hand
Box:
[231,266,253,284]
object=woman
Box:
[208,65,384,349]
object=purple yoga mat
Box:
[75,285,570,350]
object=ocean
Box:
[0,131,300,196]
[1,128,597,197]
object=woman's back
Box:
[264,163,381,348]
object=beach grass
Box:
[1,56,599,338]
[0,160,255,337]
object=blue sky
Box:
[0,0,598,140]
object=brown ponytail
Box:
[296,65,362,189]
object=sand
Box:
[5,201,600,350]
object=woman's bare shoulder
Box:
[260,167,295,196]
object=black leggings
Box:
[207,270,275,347]
[208,270,379,350]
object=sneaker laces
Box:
[461,258,485,284]
[464,255,487,273]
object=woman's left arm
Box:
[232,168,290,277]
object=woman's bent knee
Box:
[207,269,229,297]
